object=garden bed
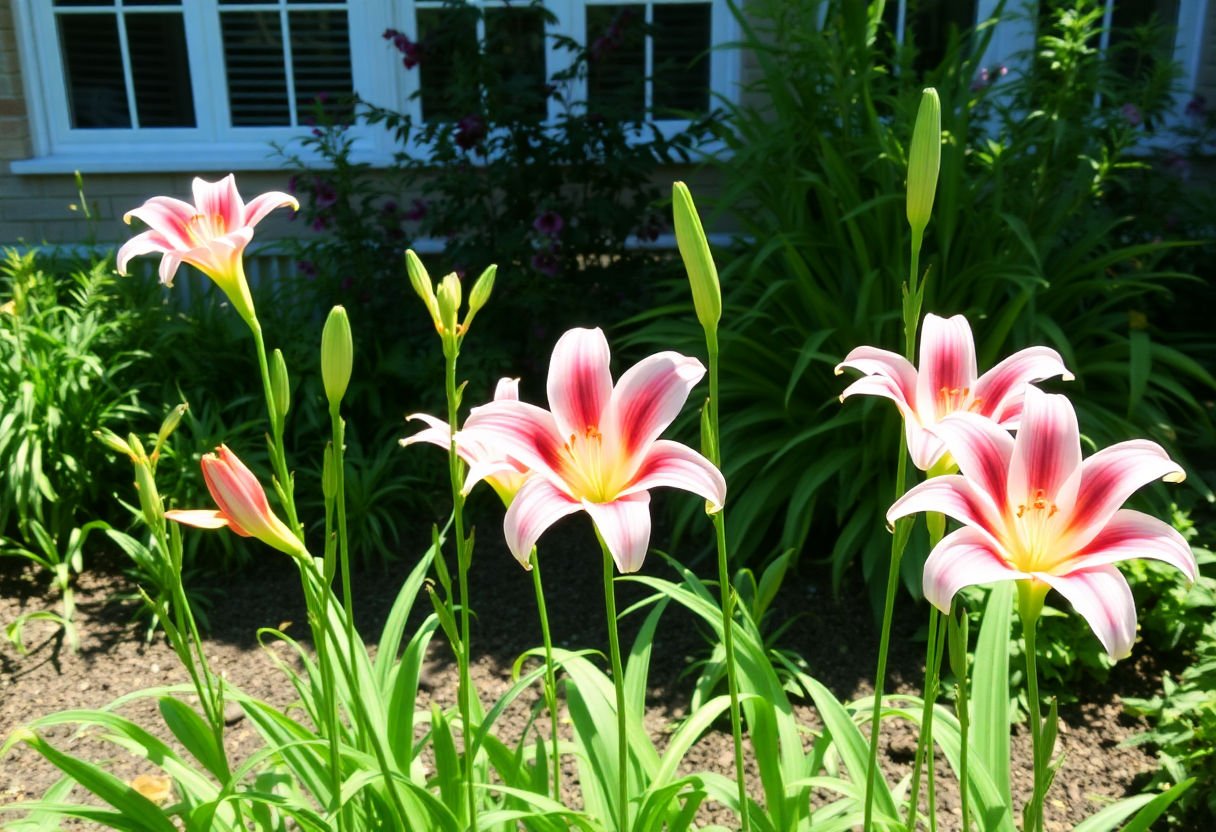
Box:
[0,522,1162,830]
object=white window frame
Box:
[11,0,738,174]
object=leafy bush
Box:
[279,0,712,408]
[627,0,1216,598]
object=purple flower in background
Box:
[314,180,337,209]
[296,259,317,279]
[405,198,428,221]
[1186,95,1207,119]
[1121,103,1143,127]
[636,215,665,243]
[531,249,560,277]
[533,210,565,237]
[381,199,399,216]
[456,114,487,150]
[383,27,422,69]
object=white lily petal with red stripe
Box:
[583,493,653,573]
[193,175,244,232]
[601,351,705,460]
[244,191,299,227]
[464,399,568,484]
[836,346,917,412]
[547,328,614,436]
[1067,509,1197,581]
[619,439,725,511]
[922,527,1029,612]
[887,475,1004,547]
[124,196,197,249]
[1007,386,1081,514]
[165,509,233,531]
[915,314,978,423]
[503,477,582,567]
[1037,566,1137,660]
[1066,439,1186,552]
[974,345,1074,423]
[931,411,1015,508]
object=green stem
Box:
[444,344,478,832]
[529,547,561,803]
[705,329,750,831]
[956,611,971,832]
[251,323,301,537]
[597,531,629,832]
[905,607,943,831]
[925,610,947,832]
[1022,609,1044,832]
[321,420,352,829]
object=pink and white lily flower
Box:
[400,377,530,507]
[836,313,1074,470]
[462,327,726,573]
[888,386,1196,659]
[117,174,298,323]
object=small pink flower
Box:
[888,386,1195,659]
[401,378,530,507]
[836,313,1073,470]
[463,328,725,572]
[166,445,304,558]
[533,210,565,237]
[456,114,487,150]
[117,175,297,323]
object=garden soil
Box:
[0,521,1163,831]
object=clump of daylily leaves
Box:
[0,88,1198,832]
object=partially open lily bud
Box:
[672,182,721,335]
[406,249,441,332]
[321,306,353,409]
[906,87,941,241]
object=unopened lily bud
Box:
[406,250,441,331]
[322,442,338,501]
[321,306,353,409]
[155,404,188,451]
[466,264,496,322]
[270,350,290,423]
[436,273,462,337]
[128,433,149,465]
[906,87,941,240]
[133,458,163,527]
[95,428,133,459]
[672,182,721,334]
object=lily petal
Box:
[464,399,568,480]
[931,411,1015,508]
[887,475,1003,545]
[836,346,917,414]
[494,377,520,401]
[503,477,582,567]
[1067,509,1197,581]
[399,413,452,450]
[243,190,299,228]
[1007,386,1081,512]
[193,174,244,232]
[583,493,653,573]
[974,345,1074,424]
[124,196,198,248]
[1066,439,1186,551]
[117,230,176,276]
[602,351,705,459]
[1037,566,1137,660]
[619,439,726,511]
[906,421,947,472]
[915,314,978,423]
[922,527,1029,612]
[164,509,242,533]
[548,327,614,436]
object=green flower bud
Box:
[270,349,290,423]
[466,264,496,324]
[155,403,188,450]
[321,306,353,409]
[322,442,338,502]
[94,428,133,459]
[906,87,941,240]
[672,181,721,334]
[406,249,441,332]
[133,458,163,528]
[436,273,462,337]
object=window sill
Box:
[10,144,309,175]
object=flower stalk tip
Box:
[907,88,942,241]
[321,306,353,409]
[672,181,722,335]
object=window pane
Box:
[53,1,115,6]
[58,13,130,128]
[126,13,195,127]
[222,11,290,126]
[586,5,644,119]
[910,0,977,73]
[417,8,477,121]
[290,10,354,117]
[484,7,547,120]
[653,2,710,115]
[1109,0,1180,83]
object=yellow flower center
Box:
[936,385,984,418]
[559,425,624,503]
[187,213,228,243]
[1008,488,1065,573]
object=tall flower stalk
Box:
[672,181,749,829]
